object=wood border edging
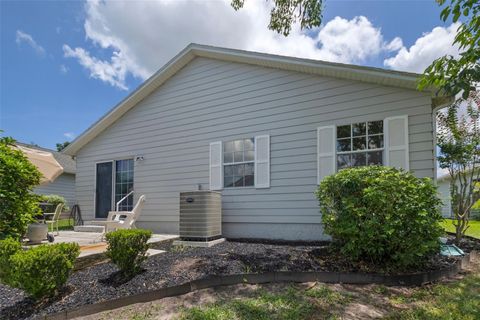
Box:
[43,250,477,320]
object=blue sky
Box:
[0,0,458,150]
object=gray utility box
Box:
[179,191,222,241]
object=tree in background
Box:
[419,0,480,242]
[56,141,70,151]
[0,137,42,240]
[437,92,480,243]
[418,0,479,98]
[231,0,323,36]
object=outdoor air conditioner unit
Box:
[179,191,222,242]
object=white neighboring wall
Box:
[437,179,452,218]
[34,173,76,208]
[74,57,435,240]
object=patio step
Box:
[74,225,105,233]
[84,220,107,226]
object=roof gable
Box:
[64,43,433,155]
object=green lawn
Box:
[441,219,480,239]
[384,271,480,320]
[57,218,74,231]
[178,267,480,320]
[179,285,352,320]
[89,261,480,320]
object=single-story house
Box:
[19,143,77,207]
[63,44,449,241]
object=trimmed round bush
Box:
[316,166,443,270]
[0,240,79,299]
[39,194,69,212]
[106,229,152,277]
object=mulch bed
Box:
[447,234,480,253]
[0,236,478,320]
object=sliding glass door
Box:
[115,159,134,211]
[95,159,134,218]
[95,162,113,219]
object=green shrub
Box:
[471,200,480,220]
[1,242,80,299]
[0,137,42,240]
[39,194,69,212]
[316,166,443,270]
[106,229,152,277]
[471,209,480,220]
[0,237,21,282]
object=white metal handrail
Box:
[116,190,134,211]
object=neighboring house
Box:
[19,143,77,207]
[437,171,480,218]
[63,44,448,240]
[437,174,453,218]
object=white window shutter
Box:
[384,115,409,170]
[209,141,223,190]
[255,135,270,188]
[317,126,336,184]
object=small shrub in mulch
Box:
[105,229,152,278]
[0,238,79,299]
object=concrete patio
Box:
[42,231,178,258]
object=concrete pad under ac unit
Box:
[173,238,226,248]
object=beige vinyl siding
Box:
[34,173,76,207]
[75,57,434,240]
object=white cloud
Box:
[384,23,461,73]
[63,44,128,90]
[64,0,403,90]
[437,166,449,178]
[311,16,401,63]
[60,64,68,74]
[63,132,75,139]
[385,37,403,52]
[15,30,45,56]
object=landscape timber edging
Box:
[44,250,477,320]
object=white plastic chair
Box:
[45,203,64,236]
[105,195,146,233]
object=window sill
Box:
[223,186,269,190]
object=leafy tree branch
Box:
[231,0,323,36]
[418,0,479,98]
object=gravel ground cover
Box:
[0,237,477,320]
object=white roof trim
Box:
[63,43,433,155]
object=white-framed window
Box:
[223,138,255,188]
[336,120,384,170]
[317,116,409,184]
